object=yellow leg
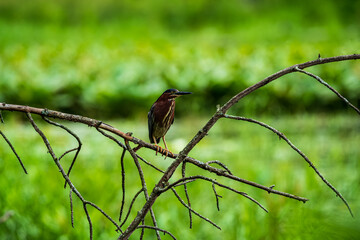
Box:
[162,136,172,159]
[162,136,168,151]
[152,136,160,156]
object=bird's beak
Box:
[173,91,192,96]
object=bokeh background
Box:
[0,0,359,239]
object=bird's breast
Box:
[154,100,175,126]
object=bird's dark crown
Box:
[158,89,192,99]
[163,89,179,94]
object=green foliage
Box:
[0,1,359,117]
[0,114,359,239]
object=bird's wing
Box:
[171,113,175,125]
[148,105,155,143]
[169,101,175,126]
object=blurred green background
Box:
[0,0,359,117]
[0,0,360,239]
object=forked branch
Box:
[0,130,28,174]
[221,114,354,216]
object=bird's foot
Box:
[154,144,162,156]
[162,149,173,160]
[153,144,172,159]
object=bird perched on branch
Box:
[148,89,192,156]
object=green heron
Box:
[148,88,192,156]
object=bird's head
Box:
[161,89,192,99]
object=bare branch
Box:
[166,175,268,213]
[140,219,145,240]
[96,128,160,234]
[42,117,83,188]
[125,140,161,240]
[295,67,360,115]
[120,188,144,229]
[70,189,74,228]
[0,110,4,123]
[26,113,121,235]
[96,128,164,173]
[220,54,360,114]
[171,188,221,230]
[222,114,353,217]
[85,201,122,234]
[83,203,93,240]
[172,179,197,187]
[26,113,57,160]
[119,148,127,223]
[212,183,222,211]
[185,156,308,203]
[26,113,95,237]
[0,130,27,174]
[136,225,177,240]
[96,127,126,149]
[206,160,233,175]
[181,162,193,229]
[69,188,74,228]
[136,154,165,173]
[59,148,77,161]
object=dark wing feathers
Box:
[148,105,155,143]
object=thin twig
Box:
[206,160,233,175]
[0,130,27,174]
[136,154,165,173]
[119,148,127,222]
[182,162,193,229]
[85,201,123,234]
[0,110,4,123]
[137,225,177,240]
[26,113,56,159]
[59,148,77,161]
[120,188,144,229]
[140,219,145,240]
[166,175,268,213]
[70,189,74,228]
[222,114,353,217]
[171,188,222,230]
[295,67,360,115]
[212,183,222,211]
[83,203,93,240]
[173,179,197,187]
[96,127,126,149]
[42,117,82,188]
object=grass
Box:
[0,112,359,239]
